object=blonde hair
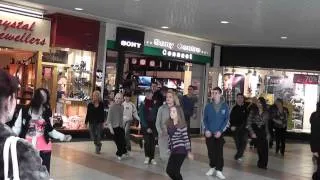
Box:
[92,90,102,102]
[167,90,180,106]
[167,106,186,128]
[114,92,123,100]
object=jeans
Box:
[253,125,268,168]
[89,123,102,148]
[113,127,127,157]
[158,134,169,161]
[166,153,186,180]
[206,136,225,171]
[233,128,248,160]
[124,120,133,151]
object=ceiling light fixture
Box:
[161,26,169,29]
[74,8,84,11]
[281,36,288,39]
[0,3,43,18]
[220,21,230,24]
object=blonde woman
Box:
[85,90,105,154]
[156,90,181,163]
[107,93,128,160]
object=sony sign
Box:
[120,40,142,48]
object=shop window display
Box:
[213,67,320,133]
[41,48,96,130]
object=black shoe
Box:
[139,140,143,149]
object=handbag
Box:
[3,136,21,180]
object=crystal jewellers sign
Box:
[145,31,211,57]
[0,11,51,52]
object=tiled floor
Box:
[50,137,315,180]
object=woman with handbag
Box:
[0,69,49,179]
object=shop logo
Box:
[153,39,174,49]
[162,49,193,60]
[120,40,142,49]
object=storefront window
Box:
[209,67,320,133]
[41,48,96,130]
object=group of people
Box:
[0,66,319,180]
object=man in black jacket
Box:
[230,93,249,161]
[310,102,320,180]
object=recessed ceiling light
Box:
[281,36,288,39]
[74,8,83,11]
[220,21,230,24]
[161,26,169,29]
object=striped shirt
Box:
[167,126,191,154]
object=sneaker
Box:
[237,158,243,162]
[151,159,157,165]
[117,156,122,161]
[123,152,130,158]
[144,157,150,164]
[206,168,216,176]
[216,171,226,180]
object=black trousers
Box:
[275,128,286,154]
[40,151,51,173]
[143,130,155,160]
[206,136,225,171]
[166,153,186,180]
[185,114,191,137]
[113,127,127,157]
[89,123,102,147]
[313,153,320,180]
[253,125,268,168]
[233,128,248,159]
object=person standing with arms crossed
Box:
[230,93,249,162]
[203,87,229,179]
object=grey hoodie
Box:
[156,104,170,136]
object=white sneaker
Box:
[237,158,243,162]
[151,159,157,165]
[144,157,150,164]
[216,171,226,179]
[117,156,122,161]
[206,168,216,176]
[123,153,130,158]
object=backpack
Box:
[3,136,21,180]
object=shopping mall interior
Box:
[0,0,320,179]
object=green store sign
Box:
[107,40,211,64]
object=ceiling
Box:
[5,0,320,48]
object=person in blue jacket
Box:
[203,87,229,180]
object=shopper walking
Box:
[181,85,197,137]
[272,98,289,156]
[247,97,270,169]
[204,87,229,180]
[123,92,140,151]
[230,93,249,161]
[156,90,180,163]
[0,69,49,179]
[166,106,193,180]
[107,93,128,160]
[139,90,157,165]
[13,88,72,173]
[310,102,320,180]
[85,90,105,154]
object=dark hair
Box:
[275,98,283,105]
[213,87,222,94]
[188,85,194,89]
[30,88,51,111]
[0,69,18,113]
[124,92,132,98]
[167,106,186,128]
[258,97,268,111]
[317,102,320,112]
[237,93,244,97]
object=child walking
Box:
[166,106,194,180]
[107,93,128,160]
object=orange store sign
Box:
[0,11,51,52]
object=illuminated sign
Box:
[162,49,193,60]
